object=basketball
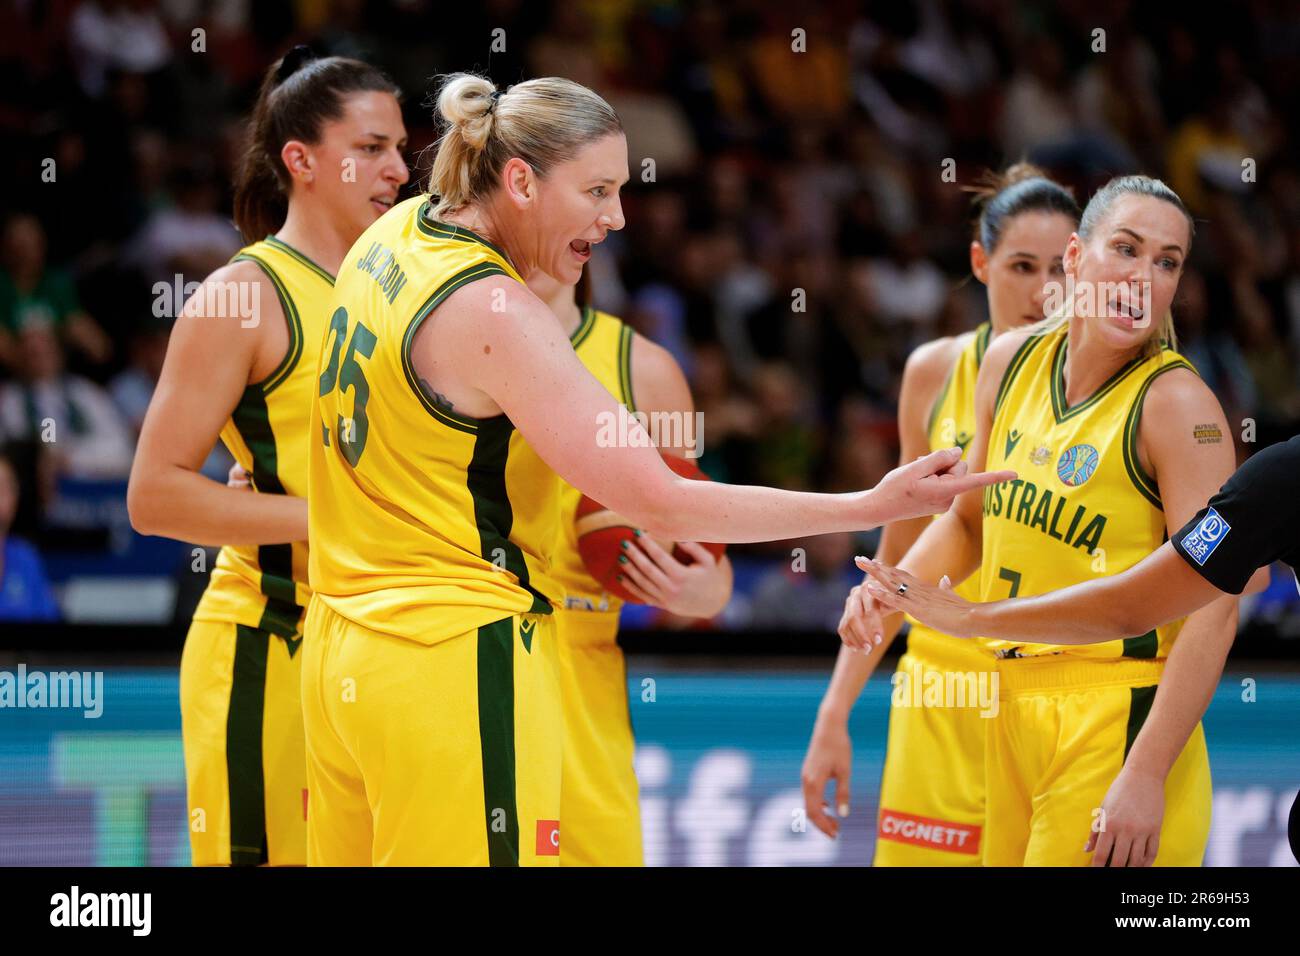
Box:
[575,453,727,604]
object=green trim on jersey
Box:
[1123,628,1160,660]
[570,306,596,348]
[262,236,335,286]
[1122,358,1196,510]
[926,364,955,441]
[416,201,516,269]
[994,333,1043,416]
[617,322,636,411]
[231,252,304,396]
[923,324,989,441]
[1049,334,1148,423]
[974,322,992,365]
[401,262,511,434]
[229,386,303,636]
[465,420,554,616]
[476,616,519,866]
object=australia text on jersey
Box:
[982,478,1107,555]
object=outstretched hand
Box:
[855,557,981,638]
[872,446,1015,524]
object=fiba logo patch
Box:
[1180,507,1231,566]
[1056,444,1100,486]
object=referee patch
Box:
[1180,507,1231,566]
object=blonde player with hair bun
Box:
[803,163,1080,864]
[839,175,1240,867]
[303,72,1013,866]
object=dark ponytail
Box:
[233,47,401,242]
[963,161,1081,254]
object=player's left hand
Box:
[1085,764,1165,867]
[617,535,729,619]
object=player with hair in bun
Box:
[302,72,1013,866]
[803,164,1080,864]
[128,47,409,866]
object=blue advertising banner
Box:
[0,665,1296,866]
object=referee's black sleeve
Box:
[1171,435,1300,595]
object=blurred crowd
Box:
[1,0,1297,627]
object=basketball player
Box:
[303,73,1013,866]
[127,48,408,865]
[860,433,1299,866]
[836,176,1239,867]
[525,266,733,866]
[802,165,1081,864]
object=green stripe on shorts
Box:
[477,617,519,866]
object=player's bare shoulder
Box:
[1137,360,1230,463]
[978,326,1034,386]
[629,329,693,415]
[905,333,969,386]
[1141,361,1222,427]
[178,258,278,327]
[167,258,285,382]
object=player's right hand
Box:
[839,575,889,651]
[801,714,853,838]
[872,446,1014,523]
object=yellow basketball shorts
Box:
[985,656,1212,867]
[554,608,642,866]
[179,617,307,866]
[874,628,994,866]
[300,596,562,866]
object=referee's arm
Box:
[974,436,1298,644]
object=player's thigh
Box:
[301,598,372,867]
[179,617,237,866]
[323,612,560,866]
[1023,683,1209,867]
[262,631,307,865]
[875,661,987,865]
[556,632,641,866]
[982,695,1043,867]
[1151,721,1212,867]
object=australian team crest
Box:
[1029,444,1052,466]
[1057,443,1100,486]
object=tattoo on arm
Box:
[1192,423,1223,445]
[419,377,455,413]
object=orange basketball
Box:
[575,453,727,604]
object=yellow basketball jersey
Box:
[918,322,990,608]
[307,196,560,645]
[980,325,1195,659]
[551,307,636,616]
[192,236,335,637]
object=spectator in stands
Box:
[124,161,242,287]
[109,318,169,436]
[0,214,112,371]
[0,325,134,481]
[0,448,60,622]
